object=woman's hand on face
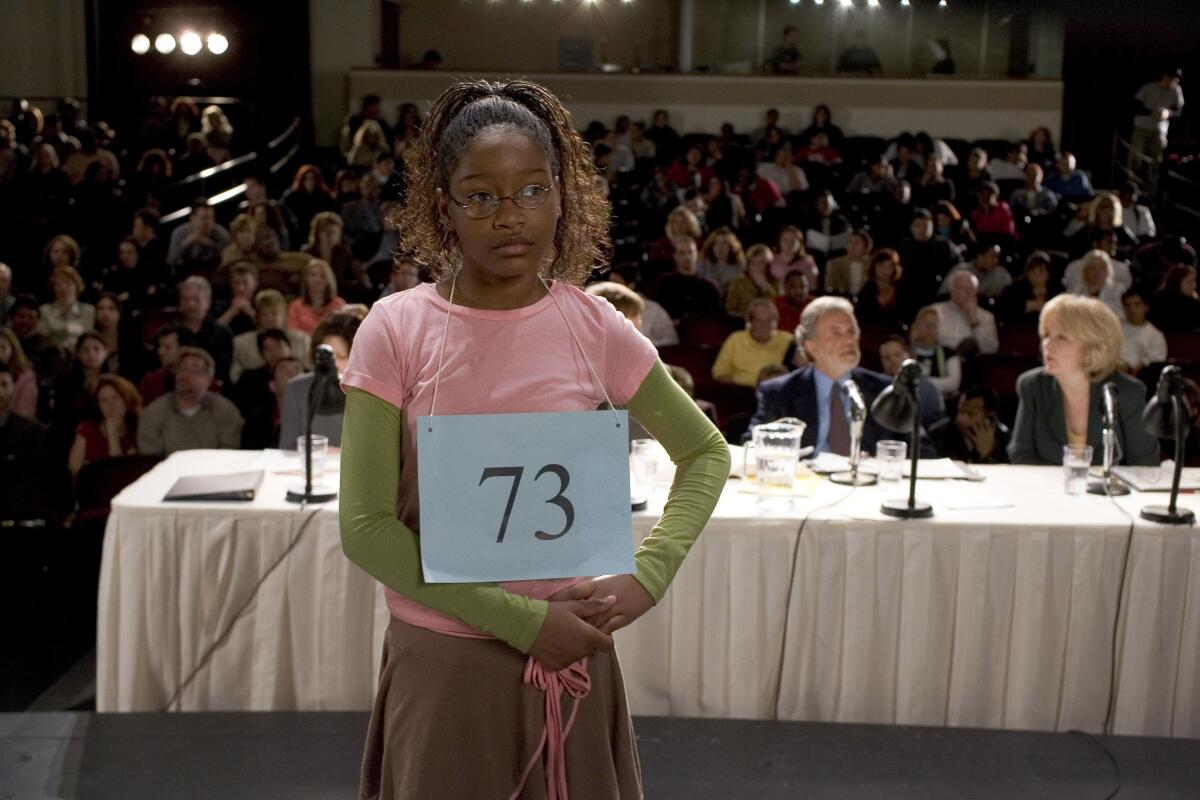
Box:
[528,595,616,672]
[550,575,656,636]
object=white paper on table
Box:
[1111,461,1200,492]
[810,454,970,480]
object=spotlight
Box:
[939,0,948,6]
[814,0,824,5]
[154,33,176,54]
[867,0,878,6]
[790,0,801,5]
[180,31,202,55]
[837,0,852,6]
[131,34,150,54]
[206,32,228,55]
[900,0,910,5]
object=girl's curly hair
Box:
[395,79,610,286]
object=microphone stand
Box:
[880,399,933,518]
[1140,393,1195,525]
[832,385,876,487]
[286,348,341,505]
[1087,423,1129,496]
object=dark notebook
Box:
[163,470,265,502]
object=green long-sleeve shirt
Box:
[339,360,730,653]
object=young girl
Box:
[339,80,729,799]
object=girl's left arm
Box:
[624,360,731,602]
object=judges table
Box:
[97,450,1200,738]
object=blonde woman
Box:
[347,119,388,168]
[725,243,778,317]
[1008,294,1158,465]
[220,213,260,266]
[648,206,704,264]
[287,258,345,335]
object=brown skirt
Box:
[360,616,643,800]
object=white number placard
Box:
[416,410,635,583]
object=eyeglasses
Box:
[445,183,553,219]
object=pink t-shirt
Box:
[341,281,659,639]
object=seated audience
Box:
[1063,233,1133,294]
[68,374,141,475]
[231,289,311,382]
[989,141,1028,181]
[1149,264,1200,333]
[932,201,975,251]
[0,328,37,419]
[241,356,305,450]
[847,154,898,195]
[933,271,999,355]
[281,165,336,245]
[941,243,1011,299]
[796,130,840,166]
[1008,163,1059,219]
[802,191,851,260]
[585,281,646,334]
[769,225,818,287]
[725,244,778,318]
[908,306,962,397]
[280,307,366,449]
[178,276,234,384]
[915,156,955,208]
[954,148,993,213]
[1118,181,1156,240]
[774,270,812,335]
[877,334,947,431]
[214,262,260,335]
[301,211,368,302]
[220,213,260,267]
[0,364,52,522]
[896,208,962,307]
[702,175,747,232]
[1043,151,1094,203]
[712,298,793,387]
[137,347,243,455]
[167,199,230,277]
[733,158,786,214]
[37,266,94,350]
[341,167,385,261]
[999,251,1059,325]
[855,248,911,333]
[697,227,746,294]
[825,229,872,296]
[93,292,144,382]
[748,297,927,456]
[646,206,703,269]
[756,143,808,199]
[231,328,297,416]
[138,323,193,405]
[1008,295,1158,466]
[665,142,714,192]
[97,238,156,310]
[50,331,108,455]
[1026,126,1058,169]
[1069,249,1124,315]
[930,386,1011,464]
[969,182,1016,237]
[653,236,722,321]
[1118,288,1167,373]
[288,259,347,335]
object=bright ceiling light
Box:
[154,33,176,54]
[206,32,228,54]
[867,0,879,7]
[131,34,150,54]
[180,31,202,55]
[900,0,910,5]
[790,0,800,4]
[939,0,948,6]
[837,0,852,6]
[814,0,824,5]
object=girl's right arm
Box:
[340,387,604,655]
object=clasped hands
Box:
[527,574,655,672]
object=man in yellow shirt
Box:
[712,298,793,386]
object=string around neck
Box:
[427,271,457,431]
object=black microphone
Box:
[311,344,346,413]
[844,379,867,423]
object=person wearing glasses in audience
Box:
[1008,294,1158,466]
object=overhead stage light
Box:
[900,0,910,6]
[206,32,228,54]
[867,0,879,6]
[131,34,150,54]
[154,33,176,54]
[180,31,202,55]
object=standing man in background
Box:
[1131,68,1184,190]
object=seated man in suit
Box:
[749,296,927,456]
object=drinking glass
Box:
[1062,444,1093,495]
[298,434,329,478]
[753,421,806,500]
[630,439,660,500]
[876,440,907,483]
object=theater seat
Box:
[963,353,1042,428]
[74,455,164,524]
[998,324,1041,356]
[677,314,745,350]
[659,344,719,389]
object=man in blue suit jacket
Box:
[747,296,932,456]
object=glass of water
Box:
[753,420,806,501]
[876,440,907,483]
[1062,444,1093,495]
[630,438,660,500]
[298,434,329,478]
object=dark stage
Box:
[3,712,1199,798]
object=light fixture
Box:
[790,0,801,4]
[180,30,202,55]
[867,0,879,6]
[814,0,824,5]
[206,32,228,55]
[154,33,176,54]
[900,0,910,6]
[837,0,852,6]
[131,34,150,54]
[938,0,948,6]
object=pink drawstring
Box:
[508,657,591,800]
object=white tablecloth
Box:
[97,450,1200,737]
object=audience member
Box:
[908,306,962,397]
[1063,230,1133,294]
[1118,181,1156,240]
[1009,295,1157,466]
[702,174,746,232]
[302,211,368,301]
[138,323,192,405]
[769,225,818,286]
[0,327,37,419]
[652,236,722,321]
[896,209,962,306]
[733,158,786,214]
[231,289,312,382]
[281,165,336,243]
[220,214,260,267]
[712,298,792,387]
[231,328,295,415]
[279,308,365,449]
[765,26,802,75]
[773,270,812,335]
[969,182,1016,237]
[1130,68,1185,184]
[847,154,898,195]
[50,331,107,455]
[915,156,955,208]
[1149,264,1200,333]
[796,130,840,166]
[931,201,975,251]
[9,294,65,381]
[697,227,745,294]
[756,143,808,199]
[933,271,999,355]
[1069,249,1124,315]
[1043,151,1094,203]
[36,266,93,350]
[288,259,347,335]
[214,263,260,335]
[137,347,243,455]
[167,200,230,277]
[93,292,144,381]
[644,109,681,165]
[0,363,52,522]
[876,334,947,431]
[178,276,233,384]
[989,142,1028,181]
[941,243,1011,299]
[0,262,12,326]
[67,374,140,475]
[725,243,777,318]
[1026,126,1058,170]
[97,238,156,310]
[930,386,1010,464]
[825,229,871,296]
[798,105,846,152]
[380,259,422,298]
[1008,163,1059,219]
[241,356,304,450]
[341,167,385,261]
[837,31,882,75]
[999,251,1059,325]
[855,248,911,333]
[1118,287,1167,373]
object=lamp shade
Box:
[1142,365,1188,439]
[311,344,346,414]
[871,359,922,431]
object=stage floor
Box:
[3,712,1198,798]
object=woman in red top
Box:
[68,373,141,475]
[287,258,346,334]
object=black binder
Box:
[163,470,265,502]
